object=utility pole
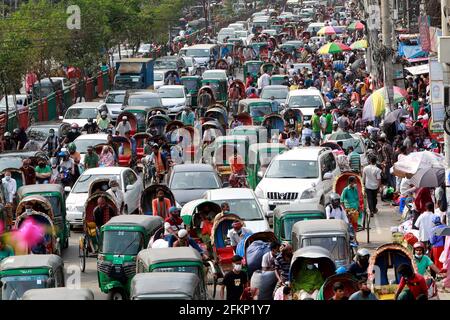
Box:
[380,0,395,111]
[441,0,450,166]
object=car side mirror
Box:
[64,186,71,192]
[126,185,135,192]
[257,171,264,178]
[323,172,333,180]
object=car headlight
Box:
[301,188,316,199]
[255,186,264,199]
[67,205,77,212]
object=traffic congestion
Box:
[0,0,449,302]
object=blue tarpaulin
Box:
[398,43,428,59]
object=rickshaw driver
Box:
[173,229,209,260]
[227,221,252,250]
[394,264,428,300]
[164,207,184,245]
[341,176,361,242]
[93,196,117,228]
[326,193,349,223]
[348,248,370,280]
[228,147,246,187]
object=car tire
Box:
[107,288,127,300]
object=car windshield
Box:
[289,95,323,108]
[154,73,164,81]
[265,160,319,178]
[247,64,260,74]
[128,97,162,107]
[281,217,316,241]
[102,230,143,255]
[212,198,263,220]
[1,275,48,300]
[27,127,51,141]
[74,139,107,153]
[261,88,288,100]
[153,266,200,276]
[184,59,193,67]
[157,88,184,99]
[171,172,219,190]
[65,108,97,119]
[250,104,272,118]
[154,60,177,70]
[302,236,347,261]
[185,49,210,57]
[182,80,199,91]
[72,174,119,193]
[106,93,125,104]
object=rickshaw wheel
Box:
[108,288,127,300]
[79,245,86,272]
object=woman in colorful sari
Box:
[99,146,115,167]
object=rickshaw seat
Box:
[137,148,144,158]
[216,247,234,265]
[118,155,131,166]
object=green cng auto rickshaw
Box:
[130,272,204,300]
[244,61,264,79]
[122,106,152,133]
[247,143,288,190]
[97,215,163,300]
[201,79,228,105]
[291,219,353,268]
[238,99,277,125]
[230,125,268,145]
[136,247,211,300]
[0,254,64,300]
[17,184,70,252]
[22,288,95,300]
[250,42,269,60]
[273,203,326,244]
[181,76,202,107]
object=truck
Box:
[114,58,154,90]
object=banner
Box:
[419,15,431,52]
[429,27,442,53]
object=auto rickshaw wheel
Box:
[108,288,127,300]
[79,237,86,272]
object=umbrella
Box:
[393,151,445,178]
[375,86,408,104]
[348,21,365,31]
[436,227,450,236]
[317,26,339,36]
[350,39,368,50]
[327,131,353,140]
[408,167,445,188]
[384,108,408,124]
[318,42,351,54]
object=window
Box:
[102,231,144,255]
[123,172,131,188]
[64,108,97,119]
[170,172,220,190]
[265,160,319,179]
[126,170,138,185]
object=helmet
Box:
[71,123,79,129]
[329,192,340,202]
[50,157,58,167]
[4,132,11,137]
[13,128,20,134]
[356,248,370,259]
[413,242,425,251]
[178,229,188,238]
[68,143,76,152]
[49,128,55,133]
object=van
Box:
[218,28,236,43]
[286,88,326,122]
[179,44,219,66]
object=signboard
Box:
[419,16,431,52]
[429,117,445,143]
[430,57,444,81]
[431,103,445,122]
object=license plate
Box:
[273,202,290,205]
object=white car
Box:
[0,94,30,112]
[65,167,144,227]
[157,85,190,115]
[73,133,108,164]
[204,188,270,233]
[104,90,126,121]
[260,85,289,105]
[285,88,326,123]
[235,30,250,45]
[153,70,165,89]
[255,147,340,217]
[182,57,199,76]
[63,102,107,127]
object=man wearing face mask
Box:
[349,278,378,300]
[116,116,131,137]
[59,150,75,177]
[2,132,16,151]
[261,241,281,271]
[82,118,99,134]
[2,171,17,205]
[106,179,124,214]
[64,123,81,144]
[41,129,59,157]
[97,111,110,132]
[35,160,51,184]
[20,159,36,185]
[84,146,99,169]
[220,255,248,301]
[227,221,252,250]
[348,248,370,280]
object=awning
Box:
[407,57,429,63]
[405,64,429,75]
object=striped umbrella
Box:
[375,86,408,104]
[318,42,351,54]
[350,39,368,50]
[317,26,339,36]
[348,21,365,31]
[362,86,408,121]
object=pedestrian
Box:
[347,146,361,173]
[311,109,322,143]
[363,157,381,217]
[285,131,300,149]
[414,202,438,247]
[330,282,348,300]
[261,241,281,272]
[379,137,395,188]
[220,255,248,301]
[341,176,361,238]
[430,216,446,269]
